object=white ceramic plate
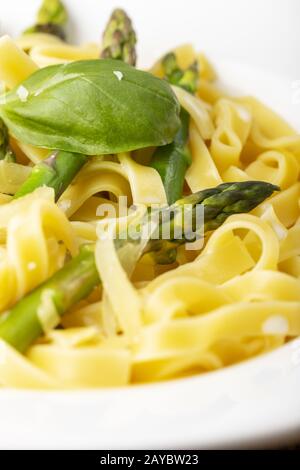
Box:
[0,0,300,450]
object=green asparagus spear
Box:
[101,21,196,204]
[161,52,199,94]
[23,0,68,40]
[150,52,199,205]
[100,8,137,66]
[101,13,193,203]
[14,151,86,201]
[0,245,98,353]
[0,181,278,352]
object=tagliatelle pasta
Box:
[0,35,38,88]
[29,42,100,68]
[210,99,252,173]
[58,157,132,217]
[0,188,77,310]
[0,8,299,390]
[185,121,222,191]
[0,160,32,194]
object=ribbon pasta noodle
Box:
[29,43,100,68]
[0,19,299,389]
[0,188,76,311]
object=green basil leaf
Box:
[0,60,180,155]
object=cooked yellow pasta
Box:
[0,35,38,88]
[29,43,100,68]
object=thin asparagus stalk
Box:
[0,245,98,353]
[150,52,199,204]
[100,9,137,66]
[0,181,278,352]
[14,151,87,201]
[23,0,68,40]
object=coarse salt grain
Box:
[17,85,29,102]
[58,199,71,212]
[113,70,123,81]
[27,261,37,271]
[235,104,251,123]
[262,315,289,335]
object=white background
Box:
[1,0,300,78]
